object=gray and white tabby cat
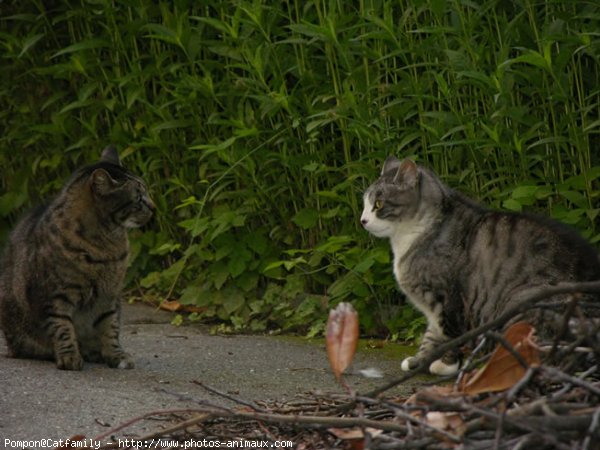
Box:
[361,156,600,375]
[0,146,154,370]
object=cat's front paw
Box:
[56,353,84,371]
[429,359,459,376]
[116,358,135,370]
[401,356,418,371]
[105,353,134,369]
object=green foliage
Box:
[1,0,599,340]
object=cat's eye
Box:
[374,200,383,210]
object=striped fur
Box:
[0,146,154,370]
[361,157,600,375]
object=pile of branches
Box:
[71,282,600,450]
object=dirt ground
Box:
[0,302,421,448]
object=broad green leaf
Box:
[51,39,109,58]
[292,208,319,229]
[511,185,539,199]
[222,288,245,314]
[180,285,209,306]
[228,254,248,278]
[503,198,522,212]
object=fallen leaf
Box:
[366,340,384,349]
[461,321,540,395]
[326,302,359,382]
[425,411,467,437]
[328,427,365,440]
[328,427,382,450]
[160,300,182,312]
[328,428,365,450]
[160,299,206,314]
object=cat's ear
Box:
[381,155,401,176]
[394,159,418,188]
[100,145,121,166]
[90,168,117,195]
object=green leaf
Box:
[245,231,269,255]
[179,285,209,306]
[292,208,319,229]
[51,39,109,58]
[503,50,550,71]
[228,257,247,278]
[503,198,522,212]
[511,185,539,199]
[222,288,245,314]
[209,261,230,290]
[353,258,375,274]
[0,191,28,216]
[178,217,210,237]
[559,190,588,208]
[19,33,44,58]
[150,242,182,255]
[140,271,161,289]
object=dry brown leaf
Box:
[327,427,365,440]
[425,411,467,437]
[160,300,206,314]
[328,427,383,449]
[461,321,540,395]
[326,302,359,382]
[327,428,365,450]
[160,300,183,312]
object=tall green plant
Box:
[1,0,598,338]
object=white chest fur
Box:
[389,221,444,338]
[390,220,427,283]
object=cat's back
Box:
[473,209,600,280]
[465,207,600,327]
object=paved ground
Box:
[0,302,420,448]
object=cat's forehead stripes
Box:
[70,161,147,189]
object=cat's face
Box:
[360,157,420,238]
[92,169,155,229]
[76,147,155,229]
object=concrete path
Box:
[0,302,418,448]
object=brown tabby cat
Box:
[0,147,154,370]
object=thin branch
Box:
[93,409,206,442]
[191,379,265,412]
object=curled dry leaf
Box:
[160,299,206,314]
[326,302,359,382]
[327,427,365,440]
[460,321,540,396]
[425,411,467,438]
[328,427,382,450]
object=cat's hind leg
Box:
[1,295,54,361]
[3,331,54,361]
